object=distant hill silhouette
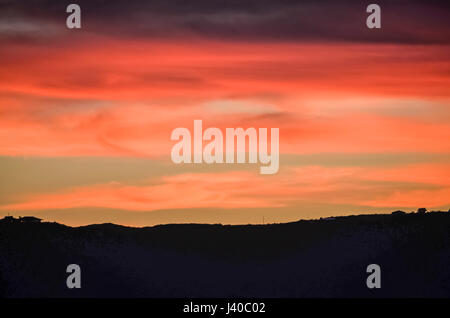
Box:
[0,211,449,297]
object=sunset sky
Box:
[1,0,449,226]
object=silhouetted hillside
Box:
[0,211,449,297]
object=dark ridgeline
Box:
[0,210,449,298]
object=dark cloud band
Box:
[1,0,449,44]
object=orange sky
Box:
[1,1,449,226]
